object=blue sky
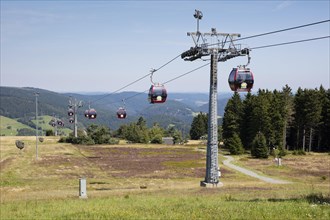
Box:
[1,1,329,93]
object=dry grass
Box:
[1,137,329,219]
[234,153,330,184]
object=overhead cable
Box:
[251,36,330,50]
[207,19,330,47]
[90,19,330,105]
[90,54,181,104]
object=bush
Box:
[17,128,35,136]
[151,134,163,144]
[45,129,54,136]
[59,125,118,145]
[292,150,306,155]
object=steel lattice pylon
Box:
[182,9,250,187]
[202,51,219,185]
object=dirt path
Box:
[223,155,291,184]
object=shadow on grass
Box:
[227,193,330,205]
[305,193,330,204]
[266,193,330,204]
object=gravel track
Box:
[223,155,291,184]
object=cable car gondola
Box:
[84,102,97,119]
[148,68,167,104]
[117,107,127,119]
[69,118,74,124]
[88,108,97,119]
[228,66,254,92]
[148,84,167,104]
[84,109,89,118]
[68,108,74,116]
[57,120,64,126]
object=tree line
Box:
[115,117,183,144]
[221,85,329,156]
[189,85,329,157]
[59,116,184,145]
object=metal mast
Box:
[35,92,39,160]
[53,114,58,136]
[69,97,83,138]
[182,10,250,187]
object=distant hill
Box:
[0,86,232,134]
[0,115,72,136]
[0,116,32,136]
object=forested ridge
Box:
[2,85,329,153]
[0,86,230,133]
[221,85,329,153]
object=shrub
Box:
[293,150,306,155]
[151,134,163,144]
[59,125,118,145]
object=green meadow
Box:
[1,136,329,219]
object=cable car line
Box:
[96,61,210,107]
[109,63,210,104]
[89,54,181,105]
[162,62,210,85]
[77,21,329,113]
[154,54,181,72]
[88,19,329,105]
[238,19,329,41]
[250,35,330,50]
[207,19,330,48]
[93,33,328,107]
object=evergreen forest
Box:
[220,85,329,155]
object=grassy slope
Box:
[30,115,72,135]
[0,136,329,219]
[0,116,32,136]
[0,115,72,136]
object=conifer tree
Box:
[225,133,244,155]
[251,89,272,146]
[279,85,294,150]
[190,112,208,140]
[222,92,242,140]
[251,132,268,158]
[240,92,256,150]
[319,88,330,151]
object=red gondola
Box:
[148,84,167,104]
[117,107,127,119]
[84,109,89,118]
[68,108,74,116]
[57,120,63,126]
[69,118,74,124]
[228,66,254,92]
[88,108,97,119]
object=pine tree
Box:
[222,92,242,141]
[240,92,256,150]
[251,89,272,146]
[190,112,208,140]
[251,132,268,158]
[304,89,322,151]
[270,90,285,148]
[319,88,330,151]
[225,133,244,155]
[279,85,294,150]
[293,87,305,150]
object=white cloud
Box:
[275,1,293,11]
